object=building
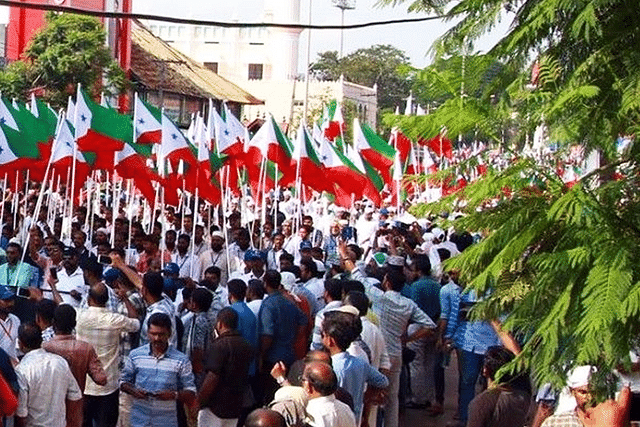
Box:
[143,0,377,128]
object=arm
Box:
[87,346,108,387]
[120,382,149,400]
[65,398,83,427]
[198,371,220,406]
[115,285,139,319]
[490,319,521,356]
[110,253,143,291]
[366,364,389,389]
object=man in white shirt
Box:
[196,231,229,285]
[303,361,356,427]
[55,247,86,307]
[0,285,19,363]
[16,322,83,427]
[172,233,197,280]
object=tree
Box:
[380,0,640,396]
[310,44,412,112]
[0,12,127,108]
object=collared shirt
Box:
[121,344,196,427]
[455,290,500,355]
[76,306,140,396]
[0,261,36,289]
[16,348,82,427]
[43,334,107,393]
[247,299,262,318]
[331,351,389,423]
[41,326,54,343]
[361,280,436,358]
[0,313,19,361]
[310,300,343,351]
[231,301,258,350]
[306,394,357,427]
[401,276,441,321]
[196,249,229,285]
[227,243,252,274]
[56,267,86,307]
[304,277,326,314]
[540,411,584,427]
[140,297,177,348]
[439,281,462,340]
[266,249,284,271]
[360,317,391,370]
[116,290,146,367]
[172,252,197,280]
[258,290,308,366]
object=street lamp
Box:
[332,0,355,58]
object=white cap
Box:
[281,271,297,291]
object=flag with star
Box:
[50,119,90,199]
[0,120,44,177]
[353,118,396,186]
[134,93,162,144]
[245,115,294,186]
[160,112,197,174]
[291,123,330,193]
[74,86,129,153]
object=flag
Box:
[292,123,330,193]
[219,103,248,159]
[423,147,438,174]
[391,128,412,165]
[29,94,58,131]
[0,122,43,175]
[115,142,163,205]
[0,98,19,130]
[246,115,294,185]
[160,112,197,173]
[50,119,90,199]
[321,100,345,141]
[419,134,453,159]
[74,86,129,153]
[186,114,222,205]
[134,94,162,144]
[353,118,395,186]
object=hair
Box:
[385,268,406,292]
[244,409,286,427]
[216,307,239,330]
[142,272,165,298]
[165,229,177,238]
[81,257,103,278]
[412,253,431,276]
[302,215,313,223]
[35,299,57,325]
[300,258,318,277]
[178,233,190,243]
[437,248,452,262]
[89,283,109,306]
[147,312,172,332]
[6,242,22,254]
[483,346,531,393]
[347,244,363,260]
[344,291,369,317]
[227,279,247,301]
[247,280,265,299]
[191,287,214,312]
[19,322,42,350]
[204,266,221,278]
[281,265,301,279]
[321,311,360,351]
[324,278,343,301]
[305,363,338,396]
[342,280,365,295]
[279,252,294,264]
[263,270,281,290]
[236,228,250,240]
[53,304,77,334]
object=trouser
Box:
[457,350,485,423]
[384,355,402,427]
[434,351,445,404]
[197,409,238,427]
[117,392,132,427]
[83,390,119,427]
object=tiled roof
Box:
[131,21,263,105]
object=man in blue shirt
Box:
[257,270,307,404]
[228,278,258,376]
[120,312,196,427]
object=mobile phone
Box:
[341,227,353,241]
[49,267,58,281]
[97,255,112,265]
[17,287,30,298]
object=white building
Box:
[143,0,377,128]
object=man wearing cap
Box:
[172,233,197,281]
[0,285,19,363]
[197,231,229,286]
[540,366,595,427]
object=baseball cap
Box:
[163,263,180,275]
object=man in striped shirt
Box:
[120,312,196,427]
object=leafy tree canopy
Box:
[0,12,127,108]
[310,44,411,112]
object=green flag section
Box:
[353,118,396,186]
[74,87,130,154]
[134,94,162,144]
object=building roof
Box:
[130,21,263,105]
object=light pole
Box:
[332,0,355,58]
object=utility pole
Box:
[332,0,355,59]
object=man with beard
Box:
[172,234,197,281]
[266,233,286,271]
[55,247,86,308]
[196,231,229,286]
[229,229,253,275]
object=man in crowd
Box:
[303,361,356,427]
[121,313,196,427]
[197,231,229,285]
[16,322,83,427]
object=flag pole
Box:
[111,153,118,245]
[125,179,134,264]
[0,173,7,231]
[12,171,18,232]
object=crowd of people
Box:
[0,188,633,427]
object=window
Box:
[204,62,218,74]
[248,63,263,80]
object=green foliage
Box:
[310,44,411,112]
[0,13,127,108]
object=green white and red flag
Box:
[246,115,294,185]
[321,100,345,142]
[353,118,396,186]
[292,123,330,193]
[50,118,90,199]
[73,86,128,153]
[134,93,162,144]
[160,112,197,174]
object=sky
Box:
[0,0,512,72]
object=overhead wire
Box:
[0,0,448,29]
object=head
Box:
[567,366,595,412]
[323,278,343,303]
[62,246,80,271]
[18,322,42,353]
[177,234,190,254]
[279,253,294,270]
[141,272,165,303]
[298,225,311,241]
[164,230,177,249]
[302,216,314,228]
[203,266,221,286]
[272,233,284,251]
[227,279,247,304]
[142,234,160,255]
[246,280,264,302]
[190,287,213,313]
[215,307,238,334]
[72,230,86,249]
[263,270,282,293]
[81,257,103,286]
[235,228,251,251]
[302,361,338,398]
[53,304,76,335]
[183,215,193,232]
[299,258,318,282]
[244,409,286,427]
[0,287,15,315]
[6,242,22,265]
[35,298,56,330]
[194,224,204,243]
[210,233,225,252]
[88,282,110,307]
[344,291,368,317]
[321,311,360,353]
[147,312,172,353]
[383,269,406,292]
